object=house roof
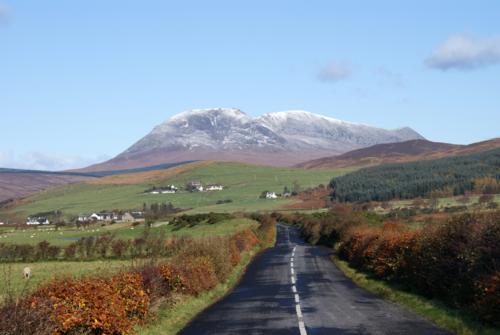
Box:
[130,212,144,219]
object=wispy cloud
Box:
[318,61,352,82]
[426,34,500,70]
[0,152,110,171]
[376,67,405,88]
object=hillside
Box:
[0,173,95,203]
[298,138,500,169]
[331,147,500,202]
[1,161,352,221]
[0,161,194,203]
[83,108,423,171]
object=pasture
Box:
[2,162,350,220]
[0,217,258,302]
[0,218,257,246]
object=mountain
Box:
[297,138,500,169]
[83,108,424,170]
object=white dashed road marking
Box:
[290,244,307,335]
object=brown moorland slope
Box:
[297,138,500,169]
[0,173,94,203]
[86,160,212,185]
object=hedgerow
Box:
[292,207,500,326]
[0,217,276,334]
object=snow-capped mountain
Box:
[86,108,424,170]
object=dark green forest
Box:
[330,148,500,202]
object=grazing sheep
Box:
[23,267,31,279]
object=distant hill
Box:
[0,173,94,204]
[0,161,194,203]
[83,108,424,171]
[297,138,500,169]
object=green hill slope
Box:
[3,162,351,220]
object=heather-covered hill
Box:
[298,138,500,169]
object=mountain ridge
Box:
[83,108,424,171]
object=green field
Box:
[0,218,257,246]
[0,217,258,303]
[3,162,349,220]
[0,259,132,303]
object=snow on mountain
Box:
[91,108,425,169]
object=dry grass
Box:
[87,161,214,185]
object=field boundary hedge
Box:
[278,209,500,327]
[0,216,276,335]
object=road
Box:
[179,224,450,335]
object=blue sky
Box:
[1,0,499,170]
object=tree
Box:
[292,181,301,195]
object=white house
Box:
[89,212,114,221]
[206,184,224,191]
[188,181,204,192]
[161,189,176,194]
[77,214,91,222]
[161,185,178,194]
[26,217,50,225]
[266,192,278,199]
[150,185,178,194]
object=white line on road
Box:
[290,245,307,335]
[298,321,307,335]
[295,303,303,318]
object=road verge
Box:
[333,257,499,335]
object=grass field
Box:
[2,162,350,220]
[0,217,258,303]
[0,218,258,246]
[0,259,133,303]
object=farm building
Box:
[206,184,224,191]
[266,192,278,199]
[148,185,178,194]
[26,217,50,225]
[121,211,145,222]
[187,181,204,192]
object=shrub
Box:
[0,300,54,335]
[63,242,77,259]
[111,239,130,258]
[474,272,500,327]
[28,273,149,334]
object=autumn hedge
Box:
[0,217,276,335]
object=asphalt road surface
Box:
[179,224,450,335]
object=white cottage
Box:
[26,217,50,225]
[266,192,278,199]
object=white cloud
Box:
[426,34,500,70]
[0,152,109,171]
[318,61,352,82]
